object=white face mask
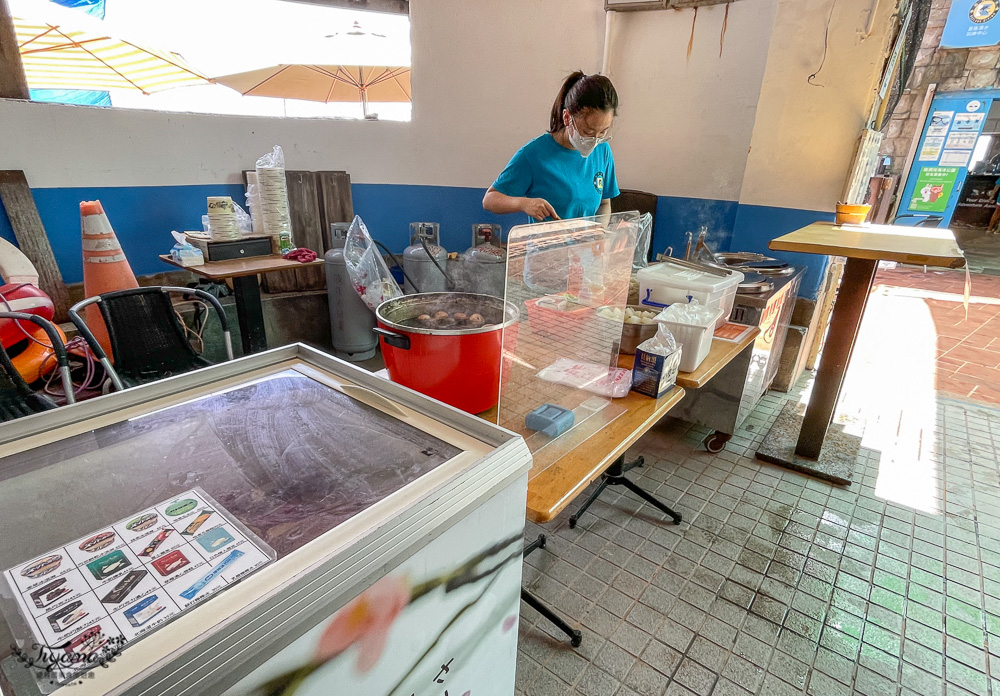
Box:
[567,116,610,158]
[568,128,598,158]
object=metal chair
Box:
[0,312,75,422]
[612,189,658,262]
[69,286,234,390]
[891,214,944,228]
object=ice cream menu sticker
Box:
[3,489,274,688]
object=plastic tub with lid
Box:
[655,305,725,372]
[636,262,743,329]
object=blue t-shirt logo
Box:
[594,172,605,193]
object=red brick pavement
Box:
[874,267,1000,405]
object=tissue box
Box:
[631,346,682,398]
[171,245,204,267]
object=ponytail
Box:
[548,71,619,133]
[549,71,586,132]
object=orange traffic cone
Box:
[80,201,138,357]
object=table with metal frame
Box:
[757,221,965,484]
[159,254,324,354]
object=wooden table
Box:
[759,221,965,481]
[675,329,760,390]
[523,375,686,524]
[159,254,324,354]
[459,334,757,523]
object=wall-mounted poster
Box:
[946,132,979,149]
[940,150,974,167]
[942,0,1000,48]
[919,136,945,161]
[909,167,960,212]
[927,111,955,136]
[953,112,985,131]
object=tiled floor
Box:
[516,395,1000,696]
[516,268,1000,696]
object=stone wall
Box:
[881,0,1000,171]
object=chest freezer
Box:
[0,344,531,696]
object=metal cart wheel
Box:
[704,431,731,454]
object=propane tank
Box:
[403,222,448,294]
[325,222,377,361]
[464,223,506,298]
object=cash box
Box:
[187,235,274,262]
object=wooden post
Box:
[0,0,29,100]
[0,171,72,321]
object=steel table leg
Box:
[232,275,268,354]
[569,455,682,528]
[795,257,878,459]
[521,534,582,647]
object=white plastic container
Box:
[656,306,725,372]
[636,263,744,329]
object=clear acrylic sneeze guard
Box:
[497,212,639,479]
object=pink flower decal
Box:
[315,575,411,673]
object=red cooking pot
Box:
[374,292,519,414]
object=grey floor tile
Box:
[516,374,1000,696]
[576,665,619,696]
[526,669,571,696]
[610,622,652,656]
[593,642,637,682]
[640,639,681,677]
[673,657,717,696]
[710,679,753,696]
[721,654,766,693]
[546,648,591,686]
[622,662,670,696]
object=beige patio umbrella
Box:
[11,0,210,94]
[215,65,411,117]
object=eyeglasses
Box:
[570,116,613,144]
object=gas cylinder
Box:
[403,222,448,294]
[464,223,506,298]
[325,222,377,361]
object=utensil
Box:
[661,256,731,278]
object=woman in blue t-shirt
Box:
[483,72,620,221]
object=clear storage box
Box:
[656,306,725,372]
[636,262,743,329]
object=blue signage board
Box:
[942,0,1000,48]
[896,95,992,226]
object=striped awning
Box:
[13,9,210,94]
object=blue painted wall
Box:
[0,184,245,284]
[1,183,830,298]
[351,184,523,252]
[730,204,837,298]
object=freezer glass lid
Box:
[0,368,463,567]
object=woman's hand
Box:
[483,188,559,220]
[522,198,560,221]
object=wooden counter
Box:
[674,330,760,390]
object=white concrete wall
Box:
[0,0,772,203]
[738,0,901,212]
[609,2,778,201]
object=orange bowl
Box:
[835,203,871,225]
